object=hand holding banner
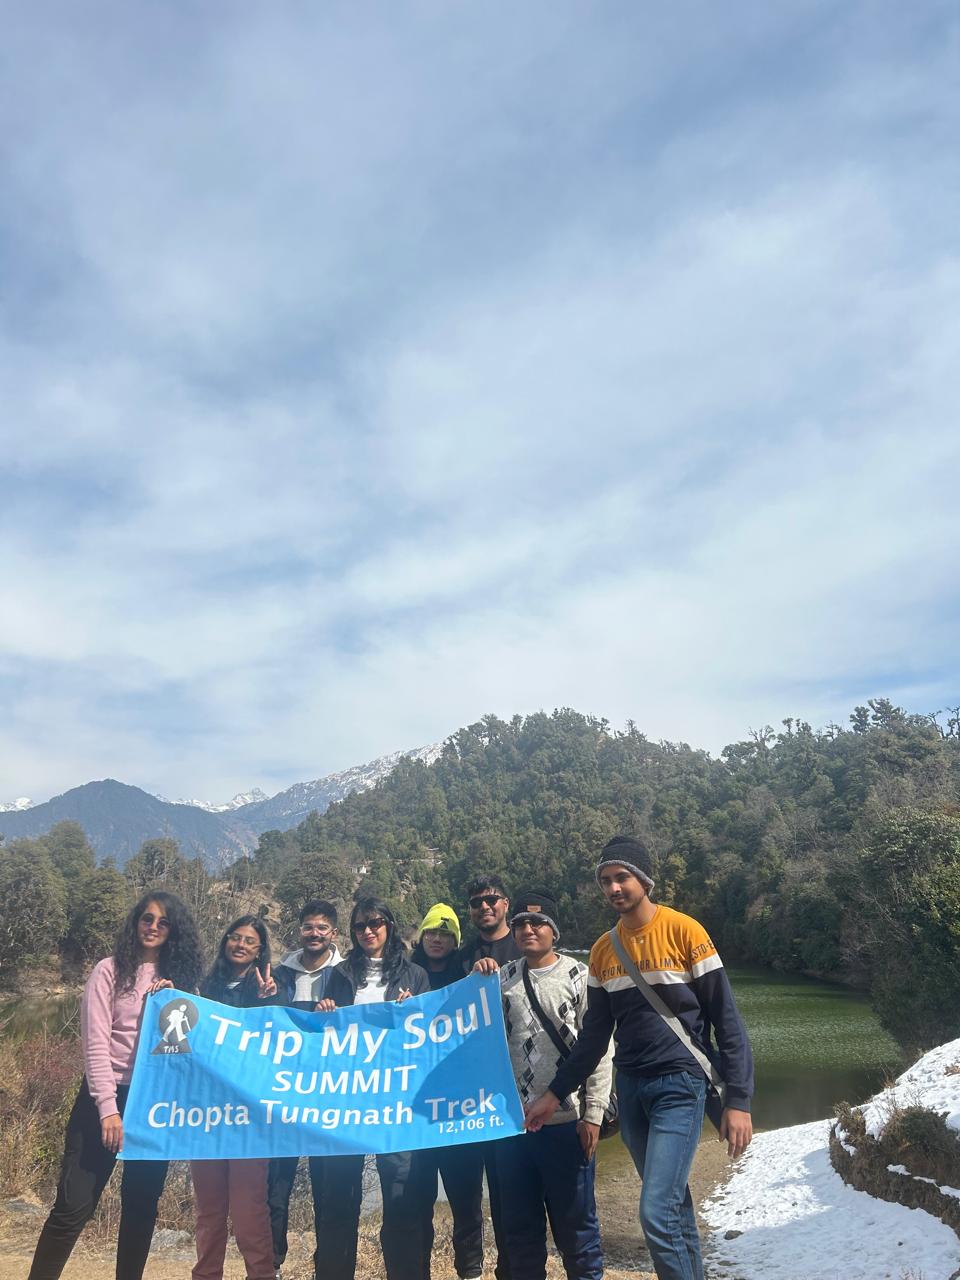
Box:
[121,971,523,1160]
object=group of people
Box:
[27,834,754,1280]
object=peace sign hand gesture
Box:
[254,963,277,999]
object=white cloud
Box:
[1,2,958,803]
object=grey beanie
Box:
[595,836,655,893]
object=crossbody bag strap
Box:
[608,927,724,1090]
[520,961,571,1061]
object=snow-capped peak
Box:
[150,745,442,826]
[235,744,444,824]
[0,796,33,813]
[158,789,270,813]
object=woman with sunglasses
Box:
[191,916,278,1280]
[28,890,204,1280]
[316,897,429,1280]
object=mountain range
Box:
[161,789,270,813]
[0,745,442,867]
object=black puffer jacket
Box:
[326,955,430,1006]
[200,966,280,1008]
[410,943,465,991]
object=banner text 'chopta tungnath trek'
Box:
[120,972,524,1160]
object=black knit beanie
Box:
[510,887,561,941]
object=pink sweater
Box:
[81,957,158,1121]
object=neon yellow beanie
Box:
[418,902,461,946]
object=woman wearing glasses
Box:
[191,916,278,1280]
[28,891,204,1280]
[316,897,429,1280]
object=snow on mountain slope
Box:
[0,745,444,861]
[164,789,269,813]
[235,744,443,827]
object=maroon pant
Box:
[191,1158,273,1280]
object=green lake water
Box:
[0,991,80,1039]
[727,965,902,1131]
[595,963,903,1184]
[567,958,903,1134]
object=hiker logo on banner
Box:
[152,997,200,1055]
[122,971,524,1160]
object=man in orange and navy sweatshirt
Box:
[524,836,754,1280]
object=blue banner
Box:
[121,972,523,1160]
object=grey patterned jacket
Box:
[499,955,614,1126]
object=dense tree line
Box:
[0,830,234,981]
[235,701,960,1050]
[2,700,959,1051]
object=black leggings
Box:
[28,1078,168,1280]
[414,1142,484,1280]
[267,1154,325,1269]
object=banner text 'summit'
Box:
[272,1065,418,1095]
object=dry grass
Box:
[0,1205,657,1280]
[0,1035,81,1199]
[834,1097,960,1191]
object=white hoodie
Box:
[278,945,343,1004]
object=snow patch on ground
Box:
[702,1118,960,1279]
[862,1038,960,1138]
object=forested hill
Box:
[237,702,960,1050]
[3,702,958,1051]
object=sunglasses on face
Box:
[139,914,170,929]
[353,917,388,933]
[226,933,260,949]
[513,919,552,931]
[469,894,503,910]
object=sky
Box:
[2,1,959,805]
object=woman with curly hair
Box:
[28,889,204,1280]
[191,915,278,1280]
[316,897,430,1280]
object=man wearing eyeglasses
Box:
[458,874,520,1280]
[274,898,342,1009]
[269,898,343,1280]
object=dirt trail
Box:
[0,1138,731,1280]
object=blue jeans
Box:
[617,1070,706,1280]
[494,1122,603,1280]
